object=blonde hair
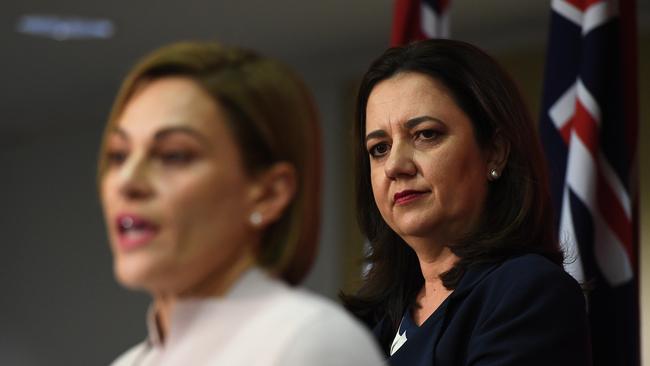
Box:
[98,42,322,284]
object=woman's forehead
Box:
[116,77,227,142]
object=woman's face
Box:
[101,77,259,295]
[365,72,492,247]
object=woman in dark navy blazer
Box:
[342,39,592,366]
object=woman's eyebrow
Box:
[153,126,211,146]
[365,129,388,143]
[404,115,441,129]
[365,115,443,144]
[108,128,129,140]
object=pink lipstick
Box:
[115,214,159,251]
[393,190,427,205]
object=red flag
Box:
[390,0,451,46]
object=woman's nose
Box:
[117,153,153,200]
[384,142,417,180]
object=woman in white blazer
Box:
[98,41,383,366]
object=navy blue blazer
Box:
[373,254,592,366]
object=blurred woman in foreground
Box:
[343,39,592,366]
[99,41,383,366]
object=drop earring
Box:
[249,212,262,226]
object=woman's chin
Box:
[391,218,436,239]
[114,259,192,297]
[113,260,161,292]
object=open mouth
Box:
[115,214,159,250]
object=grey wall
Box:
[0,95,148,364]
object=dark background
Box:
[1,1,648,364]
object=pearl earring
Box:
[489,168,500,180]
[249,212,262,226]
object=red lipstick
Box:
[393,190,427,205]
[115,214,159,251]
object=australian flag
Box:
[539,0,640,365]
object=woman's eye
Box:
[416,129,439,140]
[369,143,390,158]
[106,150,127,166]
[157,151,195,165]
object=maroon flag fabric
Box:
[390,0,451,46]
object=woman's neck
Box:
[416,245,457,282]
[152,251,256,343]
[411,246,458,326]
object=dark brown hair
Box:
[342,39,562,328]
[98,42,322,285]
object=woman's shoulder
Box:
[445,254,592,365]
[478,253,582,294]
[274,284,375,333]
[269,285,385,365]
[457,253,587,323]
[241,269,370,325]
[496,252,569,274]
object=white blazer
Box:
[111,268,385,366]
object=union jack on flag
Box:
[390,0,451,46]
[539,0,639,364]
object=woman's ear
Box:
[487,131,510,178]
[247,162,297,229]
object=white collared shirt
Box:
[111,268,385,366]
